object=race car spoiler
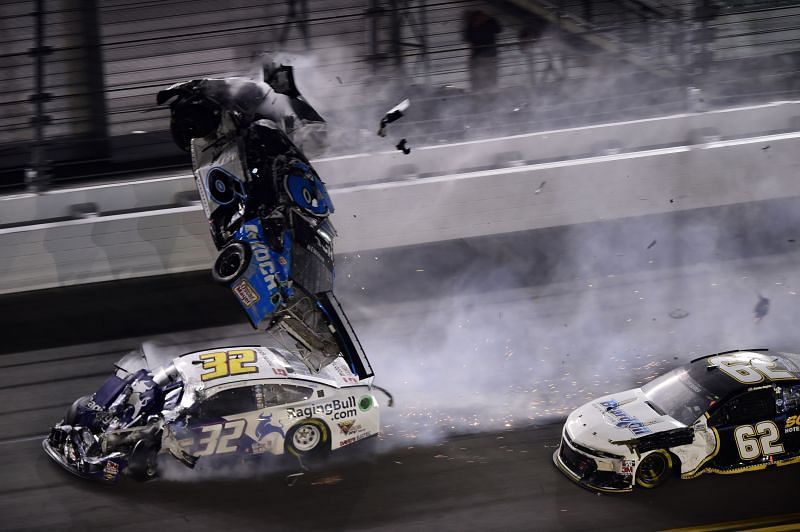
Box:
[318,292,373,380]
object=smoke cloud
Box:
[142,31,800,469]
[335,194,800,448]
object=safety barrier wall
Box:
[1,129,797,295]
[2,101,799,228]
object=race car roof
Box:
[687,350,800,398]
[172,345,364,390]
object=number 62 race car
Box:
[43,345,381,482]
[554,349,800,492]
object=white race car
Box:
[554,349,800,492]
[44,345,381,482]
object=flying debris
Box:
[754,293,770,322]
[157,66,371,377]
[668,308,689,319]
[396,138,411,155]
[647,240,657,250]
[378,98,410,137]
[533,181,546,195]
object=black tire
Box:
[212,241,252,284]
[128,439,160,481]
[285,419,330,458]
[635,450,672,489]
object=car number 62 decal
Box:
[709,356,794,384]
[734,421,784,460]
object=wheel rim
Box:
[218,249,243,277]
[638,453,668,486]
[292,424,321,452]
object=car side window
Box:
[713,388,776,426]
[777,384,800,414]
[198,386,257,418]
[254,384,313,408]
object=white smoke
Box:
[335,194,800,449]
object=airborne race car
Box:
[156,67,359,375]
[554,349,800,492]
[43,345,379,482]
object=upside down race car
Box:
[554,349,800,492]
[156,66,364,376]
[43,345,380,482]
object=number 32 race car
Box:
[43,345,380,482]
[554,349,800,492]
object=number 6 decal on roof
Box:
[199,349,259,381]
[708,355,794,384]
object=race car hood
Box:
[565,389,685,455]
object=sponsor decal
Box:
[278,256,288,266]
[331,361,358,384]
[256,413,285,441]
[283,160,332,217]
[338,420,360,435]
[786,415,800,433]
[287,396,357,420]
[620,459,635,475]
[271,367,288,377]
[244,224,279,292]
[599,399,652,436]
[358,396,373,412]
[103,460,120,481]
[85,399,104,411]
[340,431,372,447]
[232,279,260,307]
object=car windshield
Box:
[641,367,717,425]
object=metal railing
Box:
[1,0,799,192]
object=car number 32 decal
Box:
[734,421,784,460]
[199,349,259,381]
[194,419,247,456]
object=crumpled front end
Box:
[553,426,635,493]
[43,425,129,483]
[42,365,178,482]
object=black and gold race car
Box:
[554,349,800,492]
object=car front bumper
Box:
[553,433,633,493]
[42,428,125,483]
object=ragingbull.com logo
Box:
[287,396,357,420]
[599,399,652,436]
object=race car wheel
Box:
[286,419,329,457]
[212,241,252,284]
[635,450,673,489]
[128,439,160,481]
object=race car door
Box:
[707,386,786,471]
[177,383,316,457]
[177,385,261,457]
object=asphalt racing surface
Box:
[3,195,800,531]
